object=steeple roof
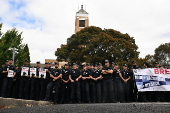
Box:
[76,5,88,14]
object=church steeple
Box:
[75,5,89,33]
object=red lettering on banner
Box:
[165,69,170,74]
[154,69,159,74]
[160,69,164,74]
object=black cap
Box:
[25,60,29,62]
[15,65,18,67]
[5,60,9,62]
[114,63,118,65]
[48,62,51,64]
[83,64,86,67]
[72,63,77,66]
[55,62,59,65]
[132,61,136,64]
[98,63,102,66]
[9,59,13,61]
[45,62,48,64]
[36,61,40,64]
[123,64,128,67]
[112,62,115,65]
[143,62,149,67]
[86,63,90,66]
[64,63,69,66]
[105,59,109,63]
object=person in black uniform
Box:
[0,63,6,96]
[90,64,103,103]
[81,64,91,103]
[69,63,82,103]
[18,60,31,99]
[102,59,114,103]
[30,61,41,100]
[112,63,124,102]
[12,65,21,98]
[120,64,132,102]
[44,62,62,104]
[60,63,71,104]
[1,59,16,98]
[131,61,140,102]
[39,62,51,100]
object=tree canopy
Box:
[55,26,139,66]
[0,24,30,66]
[154,43,170,66]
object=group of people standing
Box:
[0,59,169,104]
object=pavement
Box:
[1,102,170,113]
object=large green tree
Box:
[55,26,139,65]
[154,43,170,66]
[0,25,30,66]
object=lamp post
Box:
[8,48,18,65]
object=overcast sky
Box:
[0,0,170,63]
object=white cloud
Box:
[1,0,170,63]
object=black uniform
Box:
[45,68,62,103]
[112,69,124,102]
[70,68,81,103]
[39,67,51,100]
[81,69,91,103]
[18,66,31,99]
[102,67,114,103]
[120,69,132,102]
[0,66,4,96]
[91,69,102,103]
[1,64,16,98]
[12,67,21,98]
[60,68,71,103]
[30,66,40,100]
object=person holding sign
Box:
[44,62,62,104]
[1,59,16,98]
[30,61,41,100]
[18,60,31,99]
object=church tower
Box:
[75,5,89,33]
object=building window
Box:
[79,20,85,27]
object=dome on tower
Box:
[76,5,88,14]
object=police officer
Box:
[131,61,140,102]
[44,62,62,104]
[81,64,91,103]
[1,59,16,98]
[0,63,5,96]
[120,64,132,102]
[102,59,114,103]
[69,63,82,103]
[12,65,21,98]
[60,63,71,104]
[39,62,51,100]
[19,60,31,99]
[90,64,103,103]
[112,63,124,102]
[30,61,41,100]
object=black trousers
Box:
[39,79,49,100]
[122,81,131,102]
[70,81,81,102]
[0,76,4,96]
[45,79,61,103]
[102,79,114,102]
[12,78,20,98]
[18,77,30,99]
[81,80,90,103]
[91,80,101,103]
[1,77,13,98]
[30,78,40,100]
[60,81,71,103]
[113,78,123,102]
